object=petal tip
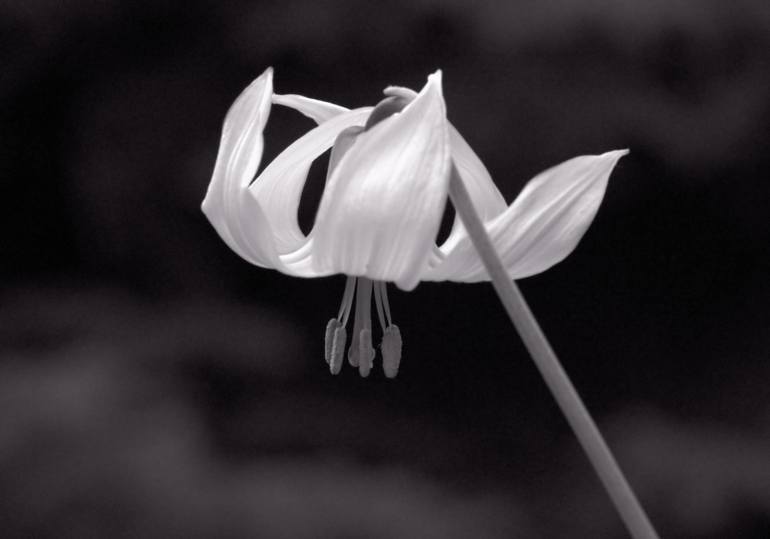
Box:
[383,85,418,101]
[252,66,274,86]
[425,69,443,93]
[394,277,420,292]
[404,69,446,117]
[605,148,630,160]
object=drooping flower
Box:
[202,67,627,378]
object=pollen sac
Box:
[329,325,347,375]
[381,324,402,379]
[358,328,375,378]
[324,318,341,364]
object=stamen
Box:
[324,278,402,378]
[381,324,402,379]
[329,325,347,375]
[379,281,393,327]
[373,281,387,332]
[324,318,340,364]
[325,276,356,371]
[377,282,401,378]
[337,276,357,324]
[380,324,403,378]
[347,278,373,368]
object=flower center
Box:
[324,277,402,378]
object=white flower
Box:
[202,67,627,377]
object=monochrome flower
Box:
[202,67,626,377]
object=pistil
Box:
[348,278,375,376]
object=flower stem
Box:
[447,164,659,539]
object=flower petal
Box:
[272,93,349,124]
[426,150,628,282]
[383,86,508,251]
[311,71,451,290]
[201,67,281,268]
[249,107,372,255]
[201,68,374,277]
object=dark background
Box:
[2,1,769,537]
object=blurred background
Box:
[2,1,770,537]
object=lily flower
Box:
[202,67,626,378]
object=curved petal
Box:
[311,71,451,291]
[383,87,508,252]
[426,150,628,282]
[272,93,349,124]
[382,85,507,272]
[201,68,281,268]
[201,68,374,277]
[383,85,417,101]
[249,107,372,255]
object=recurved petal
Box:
[427,150,628,282]
[311,71,451,291]
[201,67,281,268]
[272,93,350,124]
[248,108,372,255]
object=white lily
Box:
[201,68,661,539]
[202,67,627,378]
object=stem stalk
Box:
[447,164,659,539]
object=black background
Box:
[2,1,769,537]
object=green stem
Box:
[447,164,659,539]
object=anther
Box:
[325,278,401,378]
[324,276,356,373]
[381,324,402,379]
[324,318,341,364]
[329,325,347,375]
[358,328,375,378]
